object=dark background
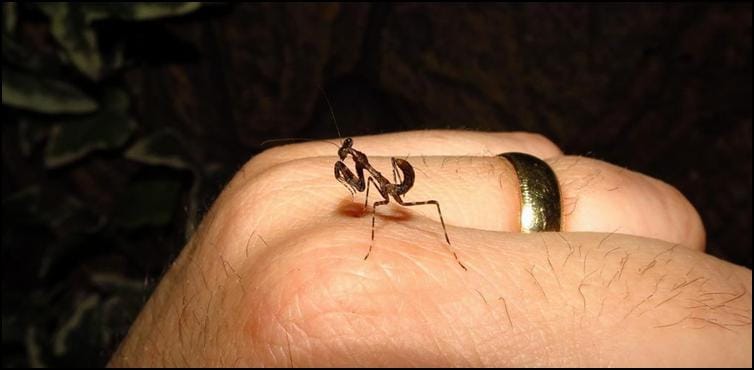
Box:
[2,3,751,367]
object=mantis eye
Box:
[338,138,353,159]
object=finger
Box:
[550,156,706,251]
[245,222,751,367]
[369,154,704,251]
[242,130,562,180]
[220,151,704,258]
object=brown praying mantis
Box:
[334,137,467,271]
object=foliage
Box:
[2,3,208,367]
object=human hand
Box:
[109,131,751,367]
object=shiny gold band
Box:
[498,152,561,232]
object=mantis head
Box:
[338,137,353,160]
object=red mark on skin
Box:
[336,199,413,221]
[336,199,368,217]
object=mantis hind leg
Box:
[365,199,390,260]
[363,177,380,214]
[394,198,467,271]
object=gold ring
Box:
[498,152,562,232]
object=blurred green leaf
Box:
[35,214,103,280]
[125,130,204,238]
[2,2,16,35]
[52,294,99,358]
[110,42,125,71]
[112,178,182,229]
[2,66,99,114]
[82,2,203,22]
[2,33,67,76]
[89,272,145,292]
[2,186,102,234]
[2,186,42,221]
[33,3,203,80]
[38,194,86,230]
[3,187,101,279]
[47,277,146,364]
[19,118,51,156]
[2,314,20,346]
[125,129,195,171]
[130,2,203,20]
[37,3,103,81]
[25,326,48,368]
[44,89,135,168]
[2,186,68,228]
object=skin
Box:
[108,130,751,367]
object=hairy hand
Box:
[109,131,751,367]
